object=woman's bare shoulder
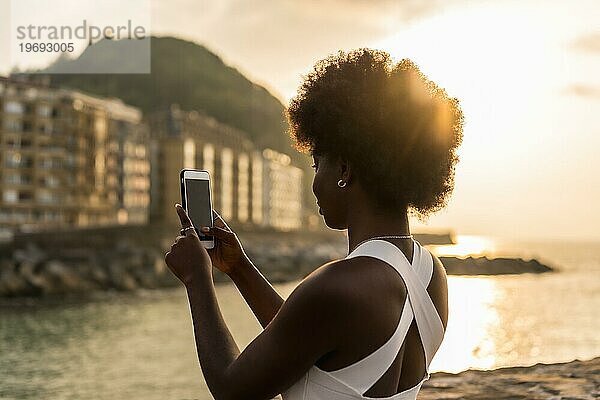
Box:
[301,257,360,286]
[299,257,408,314]
[296,258,376,303]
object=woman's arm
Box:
[183,265,342,400]
[202,212,284,329]
[165,205,345,399]
[227,257,284,328]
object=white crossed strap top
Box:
[281,238,445,400]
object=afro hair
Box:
[287,48,464,220]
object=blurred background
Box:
[0,0,598,399]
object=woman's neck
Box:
[346,203,411,254]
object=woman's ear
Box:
[338,157,352,184]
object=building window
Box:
[221,147,233,220]
[19,191,33,201]
[95,115,107,142]
[237,153,249,223]
[108,140,119,152]
[252,152,263,224]
[37,104,52,117]
[4,101,24,114]
[5,173,31,185]
[184,138,195,169]
[6,137,30,148]
[5,137,18,148]
[38,190,57,204]
[25,88,37,99]
[42,175,60,188]
[3,190,18,203]
[5,173,19,184]
[3,119,23,132]
[117,209,128,224]
[203,144,215,176]
[5,153,22,168]
[15,211,28,222]
[265,163,302,231]
[39,158,55,169]
[39,122,53,134]
[43,211,62,222]
[135,145,146,158]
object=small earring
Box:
[337,179,347,188]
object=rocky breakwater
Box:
[238,231,347,282]
[0,230,349,297]
[0,242,179,297]
[0,226,556,297]
[440,255,554,275]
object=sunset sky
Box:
[1,0,598,241]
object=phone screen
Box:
[184,178,213,240]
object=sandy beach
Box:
[419,357,600,399]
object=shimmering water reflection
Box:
[430,276,499,373]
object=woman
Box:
[165,48,464,399]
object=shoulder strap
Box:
[411,240,434,287]
[323,296,414,393]
[352,240,445,369]
[323,239,445,394]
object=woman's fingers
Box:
[213,217,226,230]
[212,210,232,231]
[202,226,235,241]
[175,204,197,236]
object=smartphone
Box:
[180,169,215,249]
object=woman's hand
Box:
[202,210,250,277]
[164,204,213,286]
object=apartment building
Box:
[260,148,303,231]
[0,76,150,233]
[148,105,304,231]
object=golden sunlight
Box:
[375,3,555,164]
[430,276,500,373]
[429,235,496,258]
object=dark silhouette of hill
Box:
[41,36,295,156]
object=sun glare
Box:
[374,3,556,168]
[430,276,500,373]
[429,235,496,258]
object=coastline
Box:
[0,228,557,297]
[420,356,600,399]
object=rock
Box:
[419,357,600,400]
[129,255,159,288]
[44,259,87,293]
[13,242,46,265]
[0,257,16,273]
[414,233,455,245]
[89,265,110,287]
[439,256,554,275]
[18,259,47,294]
[0,260,29,296]
[107,260,138,291]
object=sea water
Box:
[1,236,598,399]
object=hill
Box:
[40,36,297,157]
